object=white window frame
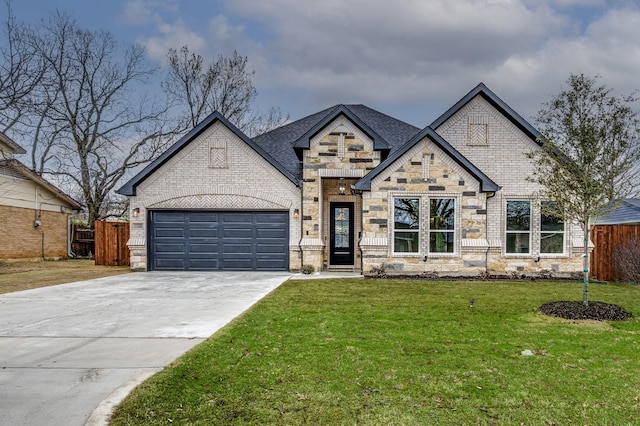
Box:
[391,195,459,257]
[392,197,421,255]
[428,197,456,255]
[505,199,532,255]
[539,201,566,256]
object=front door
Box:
[330,202,354,266]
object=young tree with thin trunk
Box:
[529,74,640,305]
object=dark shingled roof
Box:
[593,199,640,225]
[253,104,422,180]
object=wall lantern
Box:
[60,206,66,213]
[339,177,346,196]
[132,207,140,218]
[293,208,300,219]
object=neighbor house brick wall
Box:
[128,121,301,271]
[0,205,70,260]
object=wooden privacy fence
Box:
[94,221,130,266]
[590,224,640,281]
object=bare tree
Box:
[0,0,44,132]
[529,74,640,305]
[164,45,286,136]
[13,12,177,226]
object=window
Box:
[394,198,419,253]
[540,201,565,254]
[506,200,531,254]
[430,198,455,253]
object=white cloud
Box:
[120,0,640,123]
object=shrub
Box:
[300,264,315,275]
[613,236,640,283]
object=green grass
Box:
[110,279,640,425]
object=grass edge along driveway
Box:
[110,279,640,425]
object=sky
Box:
[5,0,640,128]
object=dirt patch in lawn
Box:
[0,259,130,294]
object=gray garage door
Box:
[149,210,289,271]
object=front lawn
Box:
[0,259,130,294]
[110,279,640,425]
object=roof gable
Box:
[292,104,390,152]
[0,159,82,208]
[0,132,26,158]
[117,111,298,196]
[430,83,541,143]
[353,126,499,193]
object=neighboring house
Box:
[0,134,82,260]
[590,199,640,282]
[592,199,640,225]
[118,83,585,276]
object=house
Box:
[593,199,640,225]
[590,199,640,281]
[118,83,585,276]
[0,133,82,260]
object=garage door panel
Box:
[256,243,287,254]
[189,212,219,222]
[256,228,287,239]
[155,258,186,269]
[189,243,219,254]
[155,228,185,238]
[255,258,288,270]
[149,210,288,271]
[188,259,219,269]
[154,243,185,253]
[154,212,186,223]
[188,228,218,238]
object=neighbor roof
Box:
[0,132,26,157]
[593,199,640,225]
[0,159,82,209]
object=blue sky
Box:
[5,0,640,127]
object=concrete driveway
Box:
[0,271,290,426]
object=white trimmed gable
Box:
[433,95,541,194]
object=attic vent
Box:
[209,137,227,168]
[468,115,488,146]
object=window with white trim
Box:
[506,200,531,254]
[393,198,420,253]
[540,201,565,254]
[429,198,455,253]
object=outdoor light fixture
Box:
[339,177,346,195]
[60,206,66,213]
[293,209,300,219]
[132,208,140,218]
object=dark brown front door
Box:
[330,202,354,266]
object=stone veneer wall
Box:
[361,138,488,275]
[300,116,380,271]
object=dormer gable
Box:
[293,105,390,160]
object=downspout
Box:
[351,185,364,275]
[484,191,496,275]
[298,180,304,270]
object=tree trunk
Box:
[582,220,590,306]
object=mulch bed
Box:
[539,301,633,321]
